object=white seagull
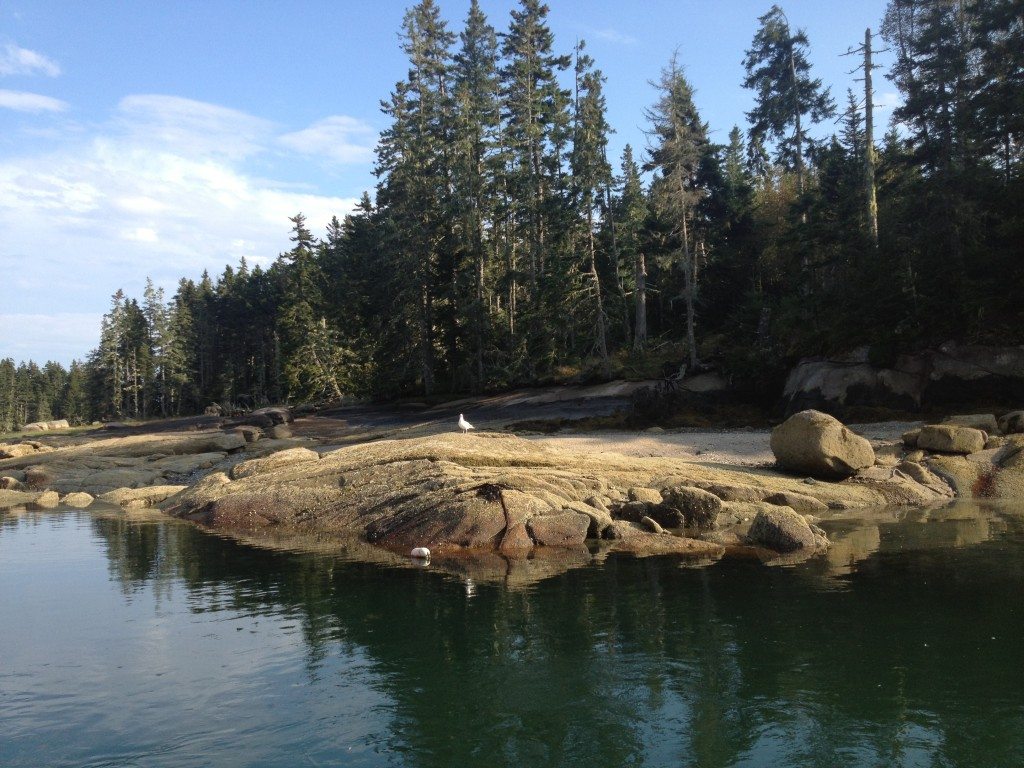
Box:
[458,413,475,434]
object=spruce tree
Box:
[570,40,613,377]
[453,0,501,389]
[742,5,835,195]
[615,145,649,351]
[375,0,455,394]
[500,0,572,370]
[645,54,712,368]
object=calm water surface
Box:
[1,503,1023,768]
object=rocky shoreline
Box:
[2,405,1022,578]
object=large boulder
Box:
[999,411,1024,435]
[917,424,987,455]
[770,410,875,479]
[746,506,827,553]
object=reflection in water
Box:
[1,502,1023,767]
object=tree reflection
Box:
[83,505,1024,768]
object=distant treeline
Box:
[9,0,1023,426]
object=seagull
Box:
[458,413,475,434]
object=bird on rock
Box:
[458,413,475,434]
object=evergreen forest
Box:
[3,0,1022,430]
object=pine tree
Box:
[615,145,649,351]
[570,40,613,377]
[0,359,17,432]
[645,54,712,368]
[974,0,1024,183]
[500,0,572,370]
[276,213,343,401]
[375,0,455,394]
[61,361,90,424]
[452,0,501,389]
[742,5,835,195]
[143,278,172,417]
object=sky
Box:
[0,0,895,365]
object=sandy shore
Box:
[524,422,924,467]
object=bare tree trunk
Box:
[310,344,343,400]
[475,236,485,390]
[419,282,434,396]
[604,174,631,344]
[864,27,879,248]
[633,250,647,351]
[790,43,805,197]
[680,211,698,369]
[587,207,611,378]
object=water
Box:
[2,503,1023,768]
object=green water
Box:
[1,503,1022,767]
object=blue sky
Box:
[0,0,894,364]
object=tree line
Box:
[7,0,1022,428]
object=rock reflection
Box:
[68,501,1024,767]
[816,500,1015,579]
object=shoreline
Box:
[1,401,1020,581]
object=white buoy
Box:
[410,546,431,559]
[458,413,475,434]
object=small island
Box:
[3,390,1021,582]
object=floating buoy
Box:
[410,546,431,559]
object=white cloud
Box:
[114,94,274,160]
[875,92,903,111]
[587,28,638,46]
[0,43,60,77]
[0,94,363,365]
[0,89,67,113]
[121,227,159,243]
[278,115,376,164]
